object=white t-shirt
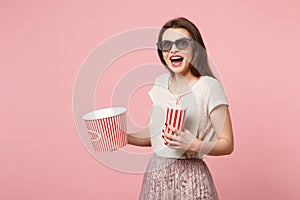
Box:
[148,73,228,159]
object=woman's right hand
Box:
[162,125,199,151]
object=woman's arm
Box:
[163,105,234,156]
[191,105,234,156]
[127,125,151,147]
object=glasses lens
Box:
[176,39,190,50]
[161,41,172,51]
[157,38,192,52]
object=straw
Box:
[176,91,191,105]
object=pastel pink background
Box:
[1,0,300,199]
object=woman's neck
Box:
[174,70,199,85]
[169,72,200,94]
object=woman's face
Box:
[161,28,194,76]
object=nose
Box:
[169,43,179,53]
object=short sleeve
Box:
[208,80,228,114]
[148,86,157,103]
[148,73,169,104]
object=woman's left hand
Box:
[162,124,198,151]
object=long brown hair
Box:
[157,17,215,78]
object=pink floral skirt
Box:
[139,154,218,200]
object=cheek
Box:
[162,52,169,62]
[187,53,194,63]
[182,51,193,63]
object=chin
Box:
[168,62,190,75]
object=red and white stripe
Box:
[165,107,186,135]
[84,112,127,152]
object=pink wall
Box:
[1,0,300,199]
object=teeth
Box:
[170,56,183,63]
[171,56,182,60]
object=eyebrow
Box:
[161,37,191,41]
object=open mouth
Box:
[170,55,184,67]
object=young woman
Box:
[127,17,234,200]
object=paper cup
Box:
[82,107,127,152]
[164,103,187,135]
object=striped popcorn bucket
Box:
[82,107,127,152]
[164,103,187,135]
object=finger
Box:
[177,128,187,136]
[162,133,174,144]
[164,138,172,145]
[162,133,181,146]
[166,124,180,135]
[163,131,177,141]
[163,137,174,146]
[161,135,168,143]
[167,140,181,147]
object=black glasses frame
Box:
[156,38,193,52]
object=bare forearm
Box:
[127,127,151,147]
[198,105,234,156]
[127,134,151,146]
[191,138,234,156]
